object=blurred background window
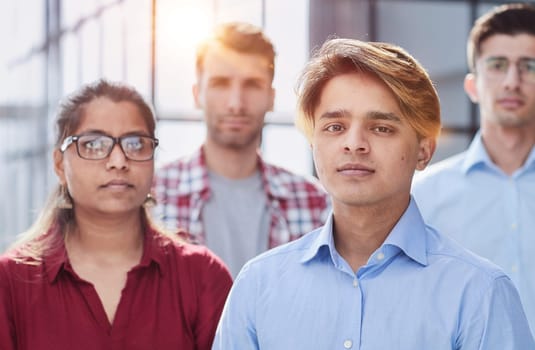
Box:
[0,0,527,250]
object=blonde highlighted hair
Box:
[296,38,441,142]
[195,21,276,82]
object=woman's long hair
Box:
[8,79,176,263]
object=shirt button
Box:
[343,339,353,348]
[511,223,517,230]
[511,265,518,273]
[376,252,385,260]
[352,279,358,288]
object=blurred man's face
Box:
[466,34,535,129]
[194,43,275,151]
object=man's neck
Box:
[332,196,409,273]
[481,122,535,175]
[203,141,259,179]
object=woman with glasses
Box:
[0,79,233,350]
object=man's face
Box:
[466,34,535,129]
[194,43,275,150]
[311,72,434,211]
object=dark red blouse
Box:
[0,226,233,350]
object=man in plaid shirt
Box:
[152,22,330,276]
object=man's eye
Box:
[372,126,392,133]
[325,124,343,132]
[487,59,508,72]
[521,59,535,73]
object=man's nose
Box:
[227,85,245,114]
[343,127,370,153]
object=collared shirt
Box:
[412,131,535,334]
[152,146,330,248]
[212,199,534,349]
[0,225,233,350]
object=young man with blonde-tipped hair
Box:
[212,38,534,349]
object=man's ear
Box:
[416,137,436,171]
[53,149,67,185]
[268,87,276,112]
[192,83,202,109]
[464,73,479,103]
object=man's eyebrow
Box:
[367,111,401,122]
[484,56,507,61]
[317,109,402,122]
[317,109,350,121]
[208,76,230,83]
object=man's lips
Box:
[497,97,524,109]
[222,118,249,128]
[336,163,375,175]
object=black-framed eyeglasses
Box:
[60,133,159,161]
[480,57,535,83]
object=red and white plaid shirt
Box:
[152,147,330,248]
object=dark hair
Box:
[55,79,156,147]
[9,80,160,263]
[296,38,441,142]
[467,3,535,72]
[195,22,276,81]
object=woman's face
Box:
[54,97,155,219]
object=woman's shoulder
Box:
[169,240,228,269]
[150,228,230,275]
[0,251,44,286]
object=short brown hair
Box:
[467,3,535,73]
[195,22,276,82]
[296,38,441,142]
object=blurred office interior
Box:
[0,0,528,249]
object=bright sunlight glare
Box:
[157,0,213,53]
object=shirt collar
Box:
[44,222,167,283]
[461,131,535,175]
[300,213,335,264]
[301,197,428,267]
[461,131,494,174]
[138,224,167,276]
[173,146,210,196]
[259,158,297,199]
[43,225,69,284]
[381,197,428,266]
[521,144,535,172]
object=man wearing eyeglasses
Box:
[413,3,535,334]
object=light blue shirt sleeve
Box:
[212,264,259,350]
[458,275,534,349]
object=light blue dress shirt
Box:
[412,132,535,334]
[212,198,534,349]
